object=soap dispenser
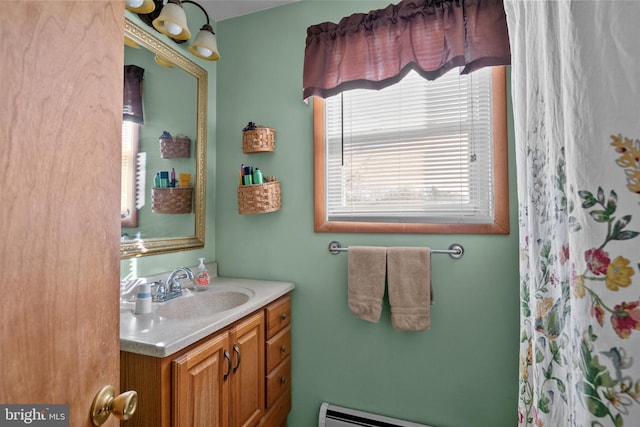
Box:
[194,258,210,291]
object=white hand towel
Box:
[348,246,387,322]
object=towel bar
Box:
[328,241,464,259]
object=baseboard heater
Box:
[318,402,432,427]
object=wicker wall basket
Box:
[159,135,190,158]
[237,181,281,215]
[242,126,275,154]
[152,187,193,214]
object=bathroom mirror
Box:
[121,18,207,259]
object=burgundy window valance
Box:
[303,0,511,100]
[123,65,145,124]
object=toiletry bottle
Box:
[243,166,253,185]
[160,171,169,188]
[253,168,264,184]
[194,258,210,290]
[134,282,152,314]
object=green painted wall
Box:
[215,2,520,426]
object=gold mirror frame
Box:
[121,18,207,259]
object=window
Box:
[121,120,140,228]
[313,66,509,234]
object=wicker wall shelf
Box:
[242,126,275,154]
[160,134,190,159]
[152,187,193,214]
[237,181,281,215]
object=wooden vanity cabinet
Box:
[172,330,230,426]
[260,295,291,427]
[173,312,264,427]
[121,294,291,427]
[230,312,266,427]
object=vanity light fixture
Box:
[188,22,220,61]
[125,0,156,14]
[152,0,191,40]
[154,54,175,68]
[124,35,141,49]
[134,0,220,61]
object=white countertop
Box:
[120,276,295,357]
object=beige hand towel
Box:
[348,246,387,322]
[387,247,432,331]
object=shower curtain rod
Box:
[328,241,464,259]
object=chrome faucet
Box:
[152,267,194,302]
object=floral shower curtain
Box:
[505,1,640,426]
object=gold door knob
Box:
[90,385,137,426]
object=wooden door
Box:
[230,313,265,427]
[0,2,124,427]
[173,332,231,427]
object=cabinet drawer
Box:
[266,295,290,339]
[266,357,290,409]
[266,326,291,373]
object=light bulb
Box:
[197,46,213,58]
[126,0,144,7]
[165,22,183,36]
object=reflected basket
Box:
[242,126,275,154]
[152,187,193,214]
[237,180,281,215]
[159,135,190,158]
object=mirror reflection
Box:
[121,18,207,258]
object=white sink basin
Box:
[154,286,254,319]
[120,277,295,357]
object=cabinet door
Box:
[230,312,265,427]
[173,332,231,427]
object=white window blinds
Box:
[121,121,136,216]
[324,67,495,224]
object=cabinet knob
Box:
[280,376,287,384]
[280,345,287,353]
[280,313,287,320]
